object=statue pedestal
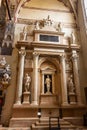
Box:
[22,91,30,104]
[69,92,76,104]
[40,94,58,106]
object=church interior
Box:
[0,0,87,129]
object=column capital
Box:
[33,52,40,57]
[60,54,66,63]
[72,51,78,61]
[19,47,26,56]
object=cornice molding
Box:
[17,18,77,29]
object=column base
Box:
[77,102,85,106]
[31,101,38,106]
[22,91,30,104]
[14,101,22,106]
[69,92,76,105]
[61,102,69,106]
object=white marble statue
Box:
[23,26,28,41]
[45,75,51,93]
[71,31,76,44]
[44,15,53,26]
[35,21,40,30]
[67,75,75,94]
[57,22,62,32]
[24,73,31,92]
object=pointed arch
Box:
[15,0,30,21]
[14,0,77,22]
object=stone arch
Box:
[15,0,31,21]
[39,57,60,71]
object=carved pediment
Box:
[41,66,56,72]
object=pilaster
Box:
[60,54,68,106]
[72,50,82,105]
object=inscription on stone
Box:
[40,35,59,42]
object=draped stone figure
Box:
[67,75,75,94]
[45,75,51,93]
[24,73,31,92]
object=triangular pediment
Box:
[41,66,56,72]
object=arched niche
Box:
[39,57,61,95]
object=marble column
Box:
[52,73,55,94]
[32,53,39,105]
[72,50,82,105]
[15,47,26,105]
[41,73,44,94]
[60,54,68,106]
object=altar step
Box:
[0,127,31,130]
[31,118,85,130]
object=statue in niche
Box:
[23,26,28,41]
[45,75,51,93]
[67,75,75,94]
[66,61,72,70]
[24,73,31,92]
[70,31,76,44]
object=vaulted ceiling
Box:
[14,0,78,19]
[59,0,78,18]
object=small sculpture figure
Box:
[57,22,62,32]
[35,21,40,30]
[70,31,76,44]
[24,73,31,92]
[5,64,11,71]
[44,15,53,26]
[0,57,7,66]
[23,26,28,41]
[45,75,51,93]
[67,75,75,94]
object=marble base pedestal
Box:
[69,92,76,104]
[40,94,58,106]
[23,91,30,104]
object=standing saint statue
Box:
[45,75,51,93]
[24,73,31,92]
[67,75,75,94]
[57,22,62,32]
[23,26,28,41]
[70,31,76,44]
